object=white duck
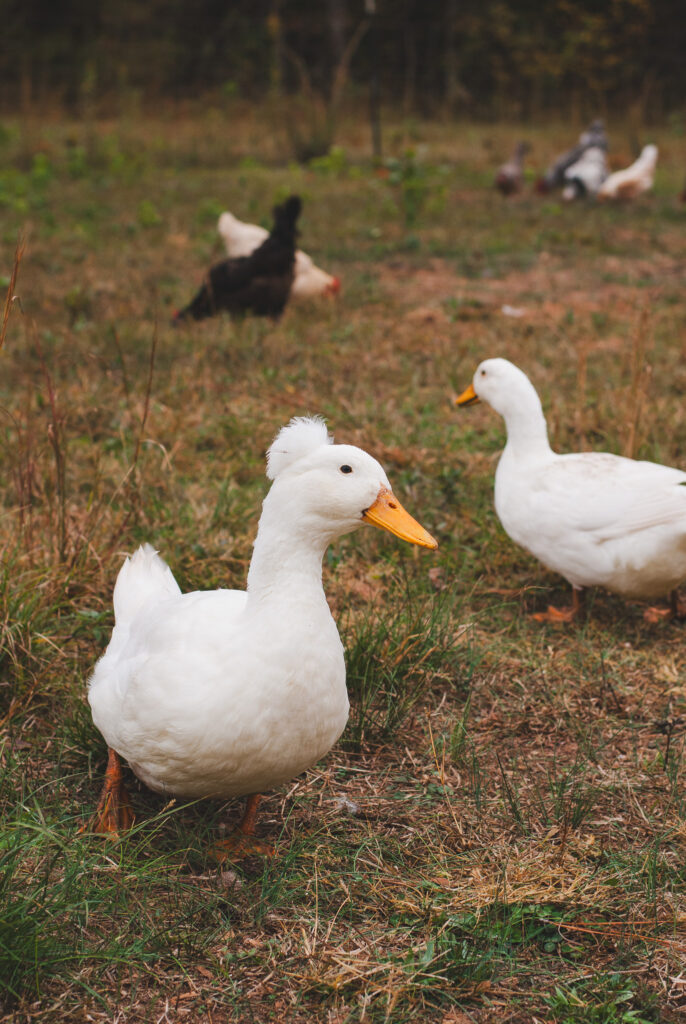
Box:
[87,417,436,853]
[562,145,608,201]
[597,144,658,200]
[218,211,341,300]
[456,358,686,622]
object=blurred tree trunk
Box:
[444,0,460,112]
[267,0,283,97]
[403,3,416,118]
[365,0,381,160]
[20,56,32,117]
[327,0,347,99]
[19,53,35,165]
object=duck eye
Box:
[480,369,487,376]
[340,464,353,474]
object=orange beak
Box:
[362,488,437,549]
[455,383,480,407]
[328,276,342,296]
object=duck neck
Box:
[500,389,552,460]
[245,491,330,608]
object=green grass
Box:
[0,106,685,1020]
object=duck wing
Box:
[540,453,686,540]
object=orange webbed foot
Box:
[84,789,136,837]
[531,604,578,624]
[81,748,135,837]
[644,590,686,624]
[531,588,584,624]
[643,606,672,624]
[209,793,276,861]
[210,832,277,863]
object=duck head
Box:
[455,357,544,419]
[265,416,437,549]
[455,358,549,448]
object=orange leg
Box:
[532,587,585,624]
[83,747,135,836]
[211,793,276,862]
[644,589,686,623]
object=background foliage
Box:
[4,0,686,122]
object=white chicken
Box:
[597,145,658,200]
[218,210,340,300]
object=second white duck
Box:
[456,358,686,622]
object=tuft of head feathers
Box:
[266,416,332,480]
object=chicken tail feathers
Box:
[271,195,302,244]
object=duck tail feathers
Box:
[112,543,182,625]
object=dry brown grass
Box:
[0,107,685,1022]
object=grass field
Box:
[1,106,685,1022]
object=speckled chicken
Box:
[495,142,530,196]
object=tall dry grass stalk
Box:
[113,321,159,531]
[623,306,652,459]
[0,237,24,355]
[12,388,39,552]
[0,239,37,555]
[131,322,158,474]
[33,329,67,562]
[574,336,589,450]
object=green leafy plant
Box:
[136,199,162,228]
[383,150,448,229]
[309,145,348,177]
[544,974,657,1023]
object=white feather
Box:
[113,543,181,626]
[266,416,332,480]
[217,211,268,256]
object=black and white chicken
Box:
[562,146,608,200]
[536,120,607,194]
[174,196,301,323]
[218,210,340,299]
